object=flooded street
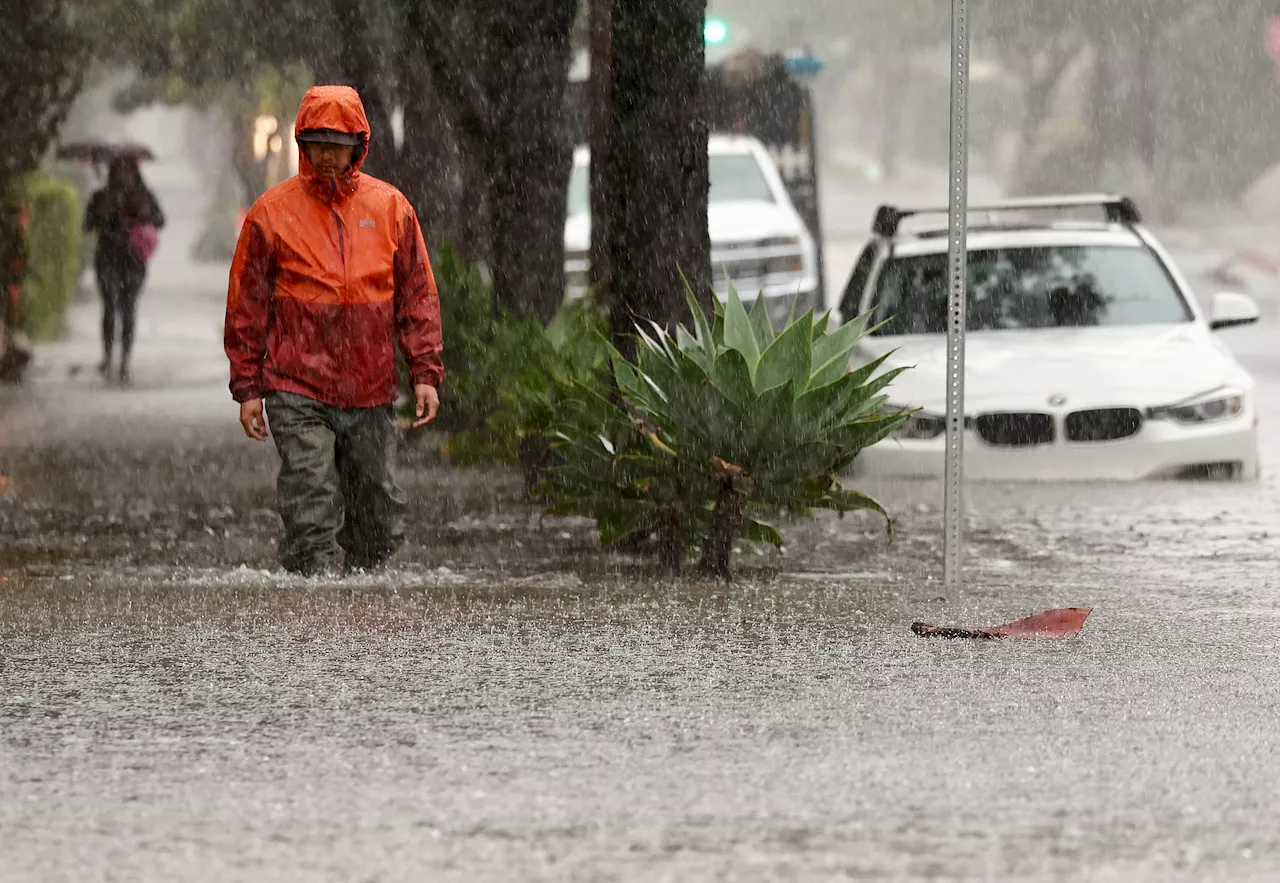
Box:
[6,119,1280,882]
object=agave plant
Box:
[544,284,911,579]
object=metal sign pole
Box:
[944,0,970,589]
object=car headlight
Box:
[1148,388,1245,425]
[885,405,946,440]
[763,254,805,276]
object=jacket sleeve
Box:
[83,192,101,233]
[393,203,444,388]
[145,188,166,229]
[224,209,275,403]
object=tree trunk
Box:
[605,0,711,356]
[1133,26,1156,171]
[455,146,493,264]
[587,0,614,311]
[229,102,270,205]
[408,0,496,263]
[330,0,398,182]
[699,488,748,580]
[518,434,560,499]
[698,457,751,580]
[1087,37,1114,170]
[1017,44,1077,153]
[875,51,911,178]
[0,0,84,381]
[398,41,459,249]
[485,0,578,324]
[656,505,684,574]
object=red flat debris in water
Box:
[912,607,1093,640]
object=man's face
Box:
[304,142,356,178]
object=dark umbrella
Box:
[56,141,156,164]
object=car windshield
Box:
[708,154,775,204]
[869,245,1193,335]
[566,153,775,216]
[567,164,589,216]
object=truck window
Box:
[838,243,879,319]
[708,155,775,204]
[567,152,777,215]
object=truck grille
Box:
[973,412,1055,447]
[1065,408,1142,442]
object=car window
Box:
[839,243,878,319]
[567,164,588,216]
[708,154,775,204]
[869,245,1193,335]
[567,152,776,217]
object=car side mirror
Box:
[1209,292,1260,331]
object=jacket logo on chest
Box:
[359,219,376,228]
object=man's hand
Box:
[413,383,440,428]
[240,398,269,441]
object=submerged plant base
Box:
[911,607,1094,640]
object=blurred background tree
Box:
[13,0,1280,343]
[720,0,1280,214]
[1,0,87,374]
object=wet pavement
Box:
[5,112,1280,881]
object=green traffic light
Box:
[704,18,728,44]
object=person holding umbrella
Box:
[83,153,164,383]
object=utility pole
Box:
[943,0,969,589]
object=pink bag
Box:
[128,223,160,262]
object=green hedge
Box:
[21,174,83,340]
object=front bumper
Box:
[852,414,1260,481]
[726,281,821,329]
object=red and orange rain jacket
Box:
[225,86,443,408]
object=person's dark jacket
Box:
[85,183,164,264]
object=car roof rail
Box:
[871,194,1142,238]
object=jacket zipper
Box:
[329,179,347,295]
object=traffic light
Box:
[704,17,728,45]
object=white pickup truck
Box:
[563,134,821,326]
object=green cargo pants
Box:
[265,391,406,574]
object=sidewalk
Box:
[0,262,235,450]
[0,103,238,450]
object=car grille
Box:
[713,259,768,281]
[1065,408,1143,442]
[973,412,1055,447]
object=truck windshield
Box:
[708,154,775,204]
[567,153,775,216]
[870,245,1193,334]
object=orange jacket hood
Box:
[294,85,371,181]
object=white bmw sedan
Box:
[842,197,1262,481]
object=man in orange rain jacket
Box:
[225,85,443,576]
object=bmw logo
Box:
[1048,394,1068,407]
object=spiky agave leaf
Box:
[754,311,813,394]
[721,281,762,377]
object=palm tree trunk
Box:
[485,0,578,324]
[604,0,711,357]
[587,0,614,313]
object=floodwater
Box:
[6,365,1280,882]
[5,109,1280,881]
